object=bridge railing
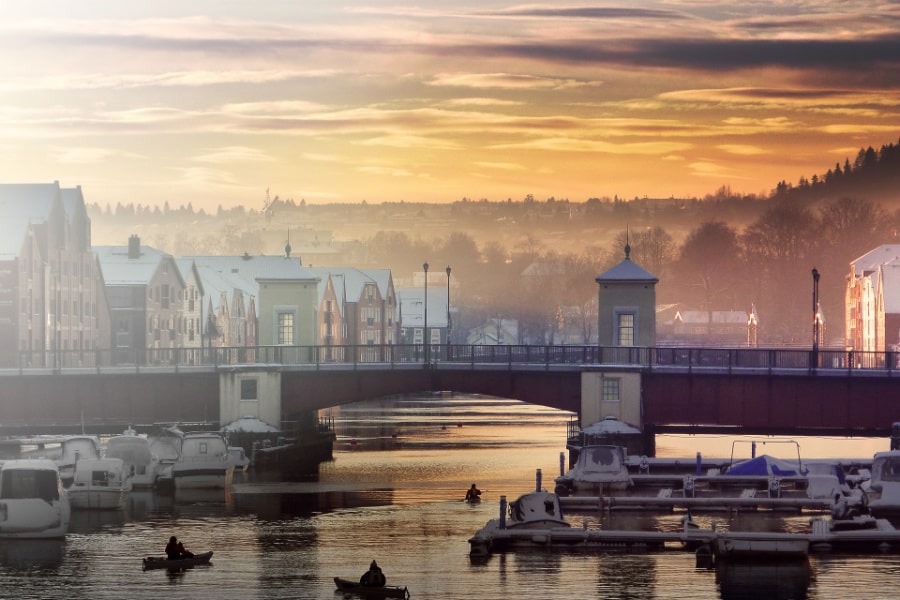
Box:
[9,344,895,374]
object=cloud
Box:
[430,72,600,91]
[51,146,142,163]
[717,144,769,156]
[193,146,274,164]
[494,137,693,154]
[474,161,527,171]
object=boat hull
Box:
[68,488,130,510]
[143,550,213,570]
[172,466,234,490]
[333,577,409,598]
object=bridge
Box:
[2,344,899,447]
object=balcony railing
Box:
[6,344,898,375]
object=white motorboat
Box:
[864,450,900,517]
[172,432,234,490]
[67,458,132,510]
[105,430,160,488]
[56,435,101,487]
[0,459,70,538]
[228,447,250,473]
[147,427,183,489]
[555,445,632,496]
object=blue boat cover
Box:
[725,455,801,476]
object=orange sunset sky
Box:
[1,2,898,211]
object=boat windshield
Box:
[0,469,60,502]
[580,446,624,474]
[874,456,900,482]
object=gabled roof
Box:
[851,245,900,278]
[95,244,170,286]
[0,182,62,258]
[596,257,658,283]
[307,267,380,303]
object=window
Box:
[277,312,294,345]
[240,378,258,400]
[161,284,170,309]
[617,312,635,346]
[602,378,620,402]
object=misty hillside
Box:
[85,136,900,347]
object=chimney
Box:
[128,234,140,259]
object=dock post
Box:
[500,496,507,529]
[536,468,542,492]
[695,452,701,476]
[559,452,565,477]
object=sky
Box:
[0,1,898,212]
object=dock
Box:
[468,491,900,559]
[559,494,834,513]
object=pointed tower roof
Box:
[595,242,659,283]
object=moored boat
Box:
[172,432,234,490]
[106,429,160,488]
[0,459,70,539]
[143,550,213,570]
[555,444,632,496]
[333,576,409,598]
[68,458,132,510]
[864,450,900,517]
[56,435,101,487]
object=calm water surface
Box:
[1,394,899,599]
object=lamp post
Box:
[445,265,452,358]
[423,262,429,367]
[812,267,820,368]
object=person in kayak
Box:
[360,560,386,587]
[465,483,482,502]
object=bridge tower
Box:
[583,239,659,455]
[595,239,658,347]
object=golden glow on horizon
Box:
[0,2,898,210]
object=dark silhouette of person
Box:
[360,559,386,587]
[165,536,194,560]
[465,483,482,501]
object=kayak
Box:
[143,551,214,570]
[333,576,410,598]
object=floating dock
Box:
[468,492,900,558]
[559,494,834,513]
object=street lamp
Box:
[423,262,429,366]
[445,266,452,357]
[812,267,820,368]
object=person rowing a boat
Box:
[465,483,482,502]
[165,536,195,560]
[360,559,386,587]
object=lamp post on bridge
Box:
[812,267,820,369]
[445,265,452,359]
[423,262,429,367]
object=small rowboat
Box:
[333,576,410,598]
[143,551,214,570]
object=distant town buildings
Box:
[846,245,900,354]
[0,182,109,367]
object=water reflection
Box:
[0,539,65,570]
[69,507,127,534]
[716,558,811,600]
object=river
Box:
[1,394,898,599]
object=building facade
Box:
[0,183,108,367]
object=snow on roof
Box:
[675,310,749,324]
[596,257,658,283]
[221,416,281,433]
[184,255,318,283]
[94,244,167,285]
[582,416,641,435]
[851,245,900,277]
